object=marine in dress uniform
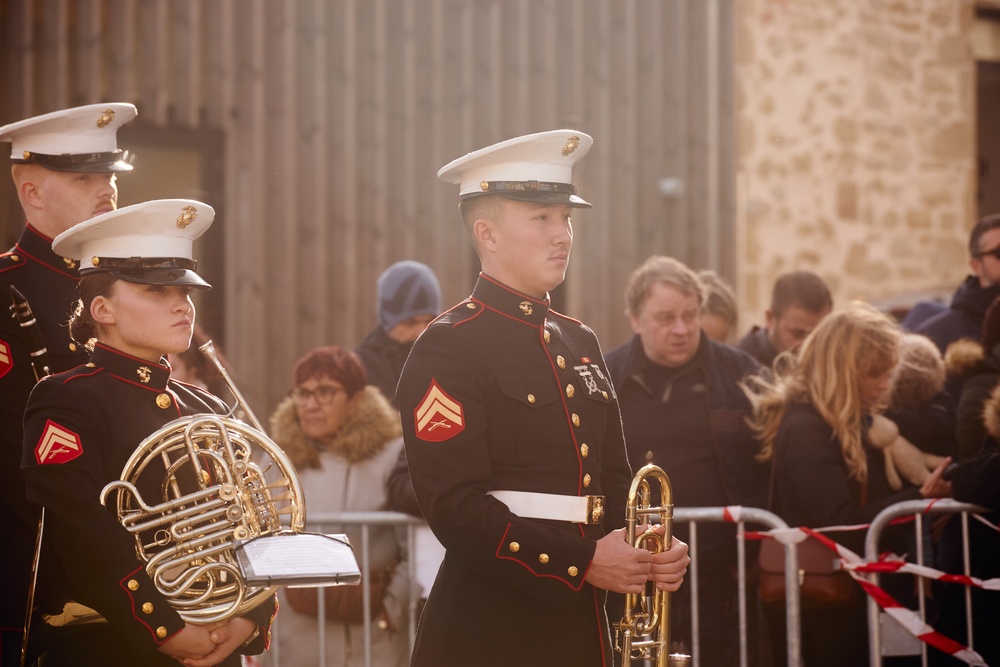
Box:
[19,200,275,666]
[396,131,646,667]
[0,104,136,664]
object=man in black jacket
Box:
[354,260,441,407]
[605,255,767,666]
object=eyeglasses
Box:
[976,245,1000,261]
[291,385,345,405]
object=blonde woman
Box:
[744,301,952,667]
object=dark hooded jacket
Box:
[915,276,1000,355]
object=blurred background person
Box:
[354,260,441,408]
[946,296,1000,460]
[605,255,767,665]
[266,345,410,667]
[697,269,739,344]
[738,270,833,369]
[744,301,952,667]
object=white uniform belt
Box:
[487,490,604,525]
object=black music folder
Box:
[234,532,361,588]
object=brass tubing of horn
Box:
[199,341,266,432]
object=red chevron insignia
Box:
[0,339,12,379]
[35,420,83,465]
[414,379,465,442]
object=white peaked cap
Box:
[0,103,137,172]
[53,199,214,288]
[437,129,593,208]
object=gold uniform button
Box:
[127,579,139,591]
[156,393,172,409]
[543,330,551,343]
[466,302,477,309]
[580,443,589,458]
[538,553,550,564]
[527,394,536,404]
[10,254,20,262]
[509,542,520,553]
[556,355,566,369]
[568,566,579,577]
[142,602,153,614]
[566,384,575,398]
[68,342,77,352]
[156,626,168,639]
[572,413,580,427]
[602,390,609,399]
[583,473,592,487]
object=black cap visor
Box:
[13,150,133,173]
[80,256,210,288]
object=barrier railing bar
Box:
[864,499,985,667]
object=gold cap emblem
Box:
[562,135,581,156]
[176,205,198,229]
[96,108,116,128]
[63,257,77,269]
[519,301,533,316]
[136,366,152,384]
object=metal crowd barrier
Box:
[864,499,987,667]
[267,511,424,667]
[264,508,805,667]
[674,507,802,667]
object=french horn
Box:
[100,341,305,623]
[614,463,691,667]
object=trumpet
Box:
[614,463,691,667]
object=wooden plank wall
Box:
[0,0,735,417]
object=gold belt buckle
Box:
[586,495,605,524]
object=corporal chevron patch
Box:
[414,378,465,442]
[0,339,11,379]
[35,420,83,465]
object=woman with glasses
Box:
[264,345,410,667]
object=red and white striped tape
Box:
[740,515,989,667]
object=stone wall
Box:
[735,0,976,320]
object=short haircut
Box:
[770,271,832,318]
[624,256,706,318]
[698,270,738,332]
[969,213,1000,256]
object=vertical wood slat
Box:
[170,0,201,127]
[74,0,102,105]
[107,0,137,103]
[137,0,169,124]
[42,0,70,111]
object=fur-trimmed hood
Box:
[269,385,402,469]
[945,338,986,380]
[984,382,1000,441]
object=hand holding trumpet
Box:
[585,525,689,594]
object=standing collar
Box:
[471,273,550,326]
[16,224,80,276]
[90,343,171,390]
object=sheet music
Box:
[236,532,361,586]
